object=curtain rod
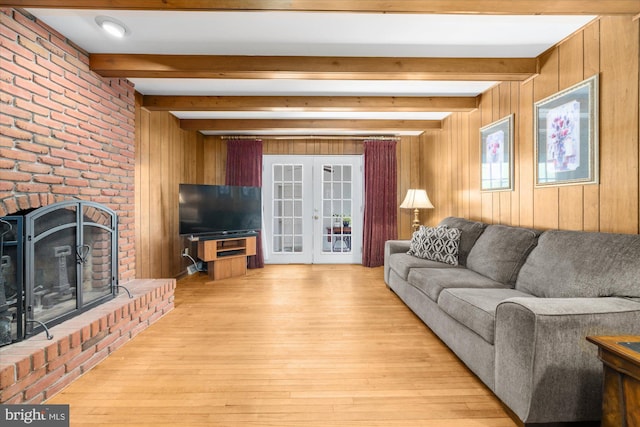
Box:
[220,135,401,141]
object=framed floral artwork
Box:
[480,114,514,191]
[534,74,599,187]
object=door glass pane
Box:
[31,207,78,325]
[321,163,352,254]
[284,200,293,216]
[273,237,282,252]
[82,224,112,305]
[271,163,304,253]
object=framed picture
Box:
[480,114,514,191]
[534,74,599,187]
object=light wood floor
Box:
[48,265,517,427]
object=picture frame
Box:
[534,74,599,187]
[480,114,514,192]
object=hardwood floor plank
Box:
[47,265,516,426]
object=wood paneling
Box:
[480,90,494,223]
[583,19,602,232]
[261,137,364,156]
[137,132,423,275]
[558,31,586,231]
[201,136,226,184]
[469,109,482,221]
[135,109,204,279]
[599,16,639,233]
[423,17,640,235]
[134,17,639,280]
[519,80,535,228]
[533,49,561,230]
[509,81,521,227]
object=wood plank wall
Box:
[135,105,204,279]
[197,135,366,187]
[135,130,421,277]
[261,136,427,239]
[423,16,640,235]
[202,136,420,240]
[134,16,638,278]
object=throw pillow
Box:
[408,225,461,265]
[407,225,429,257]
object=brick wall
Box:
[0,8,136,282]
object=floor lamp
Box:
[400,189,434,233]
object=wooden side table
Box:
[587,335,640,427]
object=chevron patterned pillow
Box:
[407,225,430,257]
[407,225,461,265]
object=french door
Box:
[263,155,363,264]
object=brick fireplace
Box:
[0,8,175,404]
[0,8,137,282]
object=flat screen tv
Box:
[179,184,261,237]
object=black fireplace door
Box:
[0,216,23,346]
[24,201,117,336]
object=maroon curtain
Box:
[225,139,264,268]
[362,139,398,267]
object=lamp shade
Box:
[400,189,434,209]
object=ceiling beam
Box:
[91,55,537,81]
[6,1,639,15]
[142,96,479,112]
[179,119,441,131]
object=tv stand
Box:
[197,235,256,281]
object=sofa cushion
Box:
[408,225,461,266]
[515,230,640,298]
[466,225,541,287]
[388,253,458,280]
[438,288,535,344]
[407,267,508,302]
[438,217,487,266]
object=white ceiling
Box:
[26,10,594,57]
[27,9,596,136]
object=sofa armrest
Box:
[384,240,410,284]
[494,297,640,424]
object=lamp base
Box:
[412,208,421,233]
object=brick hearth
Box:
[0,278,175,404]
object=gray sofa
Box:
[384,217,640,426]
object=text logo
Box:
[1,405,69,426]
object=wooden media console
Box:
[197,235,257,281]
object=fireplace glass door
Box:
[0,216,23,346]
[24,201,117,335]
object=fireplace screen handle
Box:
[76,244,90,264]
